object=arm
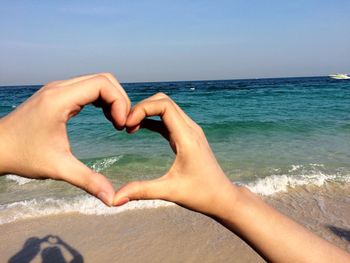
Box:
[0,73,131,206]
[45,235,83,263]
[114,92,350,263]
[217,187,350,262]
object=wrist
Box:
[212,184,256,224]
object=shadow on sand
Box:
[9,235,83,263]
[327,225,350,243]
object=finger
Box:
[126,98,189,140]
[142,92,195,126]
[125,93,169,133]
[61,75,129,128]
[91,99,126,131]
[101,73,131,113]
[139,119,170,141]
[128,119,177,152]
[113,177,169,206]
[58,155,115,206]
[58,73,131,112]
[93,99,122,129]
[148,94,205,138]
[46,73,111,89]
[46,73,131,114]
[51,73,100,87]
[102,103,113,123]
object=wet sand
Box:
[266,182,350,252]
[1,183,349,263]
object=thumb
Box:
[58,155,115,206]
[113,177,169,206]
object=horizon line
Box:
[0,74,330,87]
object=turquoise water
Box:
[58,77,350,179]
[1,77,350,223]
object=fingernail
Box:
[98,192,111,206]
[114,196,129,206]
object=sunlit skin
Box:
[113,92,350,263]
[0,74,349,262]
[0,73,131,206]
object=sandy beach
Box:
[1,183,349,263]
[1,0,350,261]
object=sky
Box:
[0,0,350,85]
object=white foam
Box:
[0,195,173,225]
[4,156,122,186]
[1,163,349,224]
[309,163,325,167]
[288,164,302,172]
[246,172,336,196]
[5,174,34,185]
[90,155,122,172]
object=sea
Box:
[1,76,350,224]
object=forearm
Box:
[215,185,350,263]
[115,94,350,262]
[0,117,12,175]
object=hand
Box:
[114,93,350,263]
[0,73,131,206]
[45,235,59,245]
[114,93,240,217]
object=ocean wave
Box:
[5,174,34,185]
[88,155,123,172]
[5,156,123,187]
[246,171,337,196]
[1,164,349,224]
[0,195,173,225]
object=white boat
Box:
[329,74,350,80]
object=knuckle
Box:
[182,128,204,148]
[94,74,110,84]
[82,172,99,195]
[84,179,95,195]
[160,97,173,108]
[194,123,205,136]
[130,181,145,199]
[37,88,56,104]
[189,129,202,143]
[159,98,174,113]
[44,81,59,88]
[155,92,168,99]
[101,72,115,80]
[133,103,145,115]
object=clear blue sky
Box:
[1,0,349,85]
